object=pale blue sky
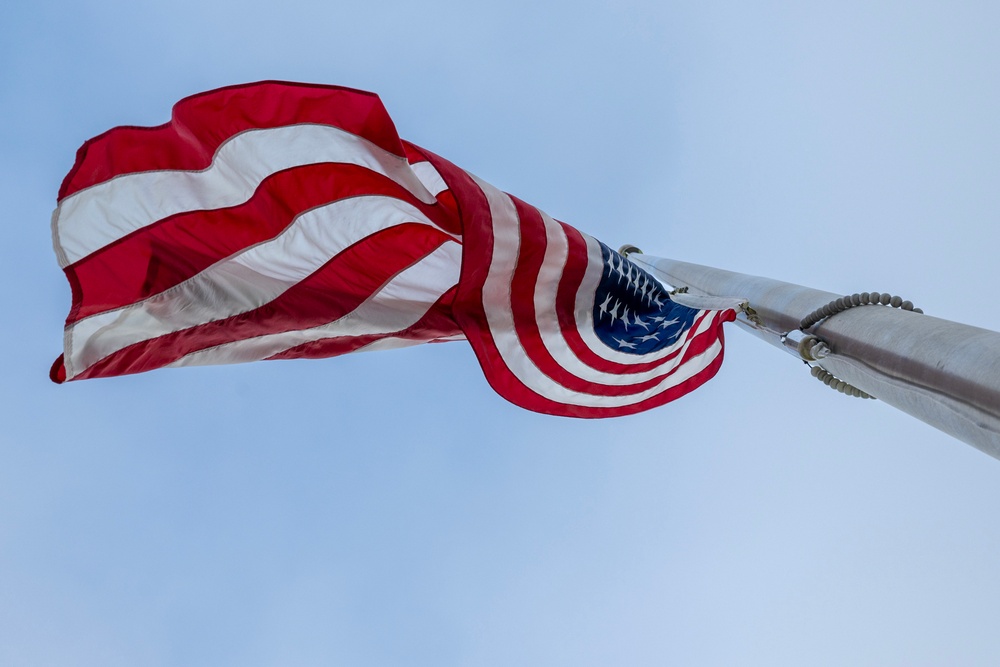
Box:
[3,1,1000,665]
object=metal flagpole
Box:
[628,253,1000,460]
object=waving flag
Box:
[51,81,741,417]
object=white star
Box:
[658,317,680,329]
[638,332,660,342]
[633,316,650,331]
[609,300,620,325]
[614,337,638,349]
[598,293,613,319]
[621,306,630,330]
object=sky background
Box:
[3,1,1000,665]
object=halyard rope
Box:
[799,292,924,399]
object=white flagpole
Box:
[631,254,1000,460]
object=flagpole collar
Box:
[618,244,643,257]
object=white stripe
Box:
[167,241,461,367]
[429,333,468,342]
[65,196,444,378]
[473,175,725,408]
[355,337,432,353]
[345,331,466,354]
[410,161,449,196]
[54,124,436,267]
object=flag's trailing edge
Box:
[51,81,739,418]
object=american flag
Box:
[51,81,739,417]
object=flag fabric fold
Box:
[51,81,739,417]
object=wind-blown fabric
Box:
[51,81,739,417]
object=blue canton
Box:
[592,244,699,355]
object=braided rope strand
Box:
[797,290,925,400]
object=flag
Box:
[51,81,741,417]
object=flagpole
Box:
[631,254,1000,459]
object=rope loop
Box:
[800,292,923,330]
[809,365,874,399]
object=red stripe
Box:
[50,355,66,384]
[59,82,406,200]
[65,163,450,324]
[267,285,461,360]
[72,224,453,379]
[401,140,462,236]
[402,140,429,165]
